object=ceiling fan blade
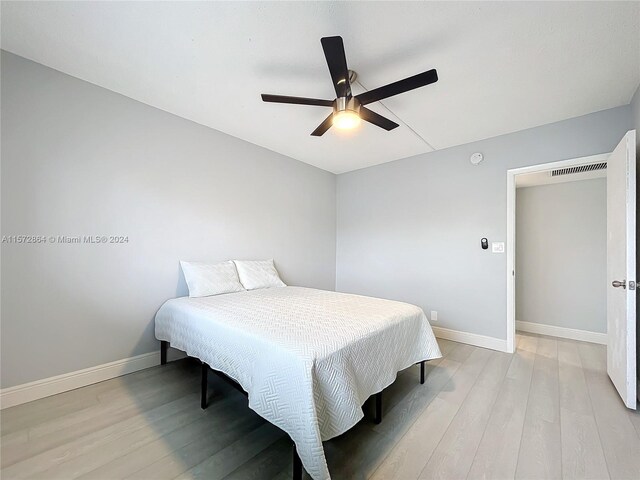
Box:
[359,107,399,131]
[321,36,352,98]
[261,94,334,107]
[311,113,334,136]
[356,69,438,105]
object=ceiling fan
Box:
[261,36,438,136]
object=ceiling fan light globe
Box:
[333,110,361,130]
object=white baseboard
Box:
[431,326,509,353]
[0,351,160,410]
[516,321,607,345]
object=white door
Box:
[607,129,636,410]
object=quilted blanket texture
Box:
[155,286,441,479]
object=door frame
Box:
[505,152,610,353]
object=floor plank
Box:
[369,347,486,479]
[628,408,640,440]
[560,407,610,480]
[371,356,462,442]
[418,350,512,480]
[369,397,459,480]
[467,337,537,480]
[2,367,201,467]
[322,421,394,479]
[122,400,267,479]
[223,437,292,480]
[557,340,592,416]
[3,392,201,479]
[78,392,253,479]
[515,336,562,480]
[174,422,285,480]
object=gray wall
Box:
[0,51,337,388]
[516,179,606,333]
[336,105,631,341]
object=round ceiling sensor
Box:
[470,152,484,165]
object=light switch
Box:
[491,242,505,253]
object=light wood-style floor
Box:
[2,333,640,479]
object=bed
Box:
[155,286,441,480]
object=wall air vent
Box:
[550,162,607,177]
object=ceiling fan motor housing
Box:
[334,96,361,114]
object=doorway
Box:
[505,153,610,353]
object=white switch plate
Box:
[430,310,438,322]
[492,242,505,253]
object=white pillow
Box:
[180,260,245,298]
[234,259,286,290]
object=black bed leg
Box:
[374,391,382,424]
[293,446,303,480]
[160,341,168,365]
[201,362,208,409]
[420,361,425,384]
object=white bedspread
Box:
[154,286,441,479]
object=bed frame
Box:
[160,340,426,479]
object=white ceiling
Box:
[2,2,639,174]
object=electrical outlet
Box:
[430,310,438,322]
